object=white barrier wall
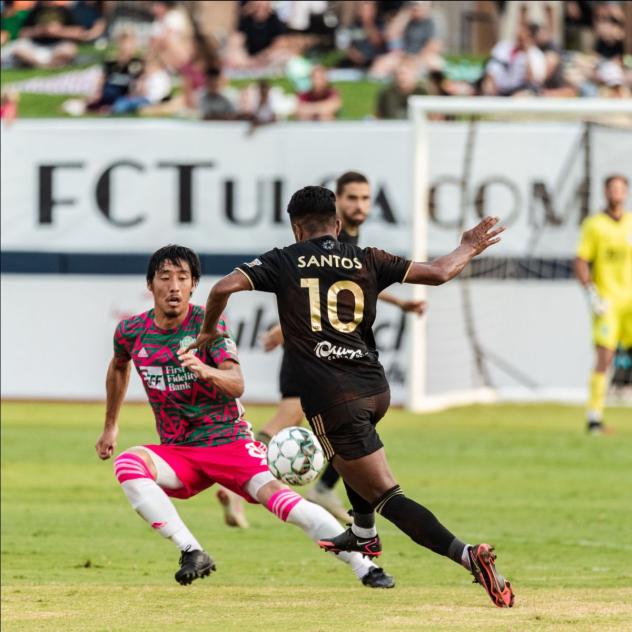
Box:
[0,275,591,403]
[2,119,625,403]
[3,120,631,258]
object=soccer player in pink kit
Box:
[95,245,393,587]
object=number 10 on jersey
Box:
[300,278,364,333]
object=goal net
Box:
[406,97,632,412]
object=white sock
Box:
[340,550,377,580]
[284,497,376,580]
[121,478,202,552]
[351,524,378,539]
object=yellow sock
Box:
[587,371,607,420]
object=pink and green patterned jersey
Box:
[113,304,252,447]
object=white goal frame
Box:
[406,97,632,413]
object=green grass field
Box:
[2,401,631,631]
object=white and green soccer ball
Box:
[267,426,325,486]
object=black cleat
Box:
[175,549,216,585]
[318,527,382,557]
[587,420,604,434]
[361,566,395,589]
[587,421,613,435]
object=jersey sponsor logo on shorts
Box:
[314,340,368,361]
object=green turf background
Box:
[2,401,631,630]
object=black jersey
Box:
[236,235,411,416]
[338,226,359,246]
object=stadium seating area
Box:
[1,0,631,124]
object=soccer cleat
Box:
[468,543,514,608]
[587,420,604,434]
[361,566,395,589]
[587,421,614,435]
[217,488,249,528]
[318,527,382,557]
[175,549,216,586]
[305,486,351,523]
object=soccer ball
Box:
[267,426,325,486]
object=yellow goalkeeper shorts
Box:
[593,301,632,350]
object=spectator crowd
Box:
[1,0,630,124]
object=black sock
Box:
[375,485,466,564]
[343,481,374,526]
[318,462,341,490]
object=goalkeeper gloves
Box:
[586,284,608,316]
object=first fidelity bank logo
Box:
[139,366,166,391]
[139,363,198,392]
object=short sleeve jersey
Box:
[576,211,632,306]
[113,304,251,446]
[338,227,359,246]
[236,236,411,416]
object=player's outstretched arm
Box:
[95,357,131,460]
[192,271,252,350]
[404,216,504,286]
[378,291,427,315]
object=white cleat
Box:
[305,486,351,524]
[217,488,249,529]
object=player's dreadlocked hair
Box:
[336,171,368,195]
[146,245,201,283]
[287,186,336,232]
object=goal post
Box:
[406,97,632,413]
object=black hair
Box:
[146,245,201,283]
[336,171,368,196]
[287,186,337,233]
[605,173,629,188]
[206,66,221,79]
[287,185,336,218]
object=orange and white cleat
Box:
[468,543,515,608]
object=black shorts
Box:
[279,351,301,399]
[307,390,390,460]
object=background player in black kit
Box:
[256,171,425,523]
[190,186,515,608]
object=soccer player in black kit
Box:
[190,186,515,608]
[257,171,425,523]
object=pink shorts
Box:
[144,440,269,503]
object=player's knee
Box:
[251,477,283,504]
[113,450,156,484]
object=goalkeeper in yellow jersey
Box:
[574,174,632,433]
